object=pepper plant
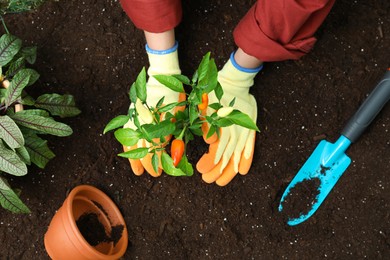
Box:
[105,53,259,176]
[0,29,81,213]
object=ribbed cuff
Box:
[230,52,263,73]
[145,41,179,55]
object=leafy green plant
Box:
[0,31,81,213]
[105,53,259,177]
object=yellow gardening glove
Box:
[196,53,262,186]
[123,43,185,177]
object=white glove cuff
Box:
[146,41,181,76]
[229,51,263,73]
[218,52,263,92]
[144,42,181,106]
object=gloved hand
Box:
[196,53,262,186]
[123,42,185,177]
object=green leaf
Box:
[155,96,165,109]
[104,115,129,134]
[25,68,40,86]
[118,147,148,159]
[16,146,30,165]
[23,132,55,168]
[135,67,147,102]
[11,111,73,136]
[152,153,159,174]
[0,88,6,99]
[189,124,203,137]
[206,124,217,139]
[202,59,218,93]
[189,104,198,125]
[188,90,200,104]
[4,68,31,107]
[184,129,194,143]
[176,101,187,107]
[0,34,22,66]
[215,117,234,128]
[14,108,49,117]
[157,102,179,113]
[19,93,35,106]
[191,70,198,84]
[197,52,210,83]
[19,46,37,64]
[129,82,137,104]
[153,75,184,93]
[208,102,222,111]
[35,93,81,118]
[172,74,191,85]
[0,177,30,214]
[114,128,140,146]
[127,108,136,122]
[5,56,25,77]
[229,97,236,107]
[142,120,175,139]
[0,140,27,176]
[176,154,193,176]
[161,153,187,176]
[217,110,259,131]
[214,83,223,101]
[0,115,24,149]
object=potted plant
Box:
[44,185,128,260]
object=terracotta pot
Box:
[44,185,128,260]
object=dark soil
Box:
[76,212,109,246]
[281,178,321,220]
[1,0,390,259]
[76,212,124,246]
[320,164,332,175]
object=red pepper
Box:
[171,139,185,167]
[197,93,209,111]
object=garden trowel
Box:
[279,69,390,226]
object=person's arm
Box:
[233,48,263,69]
[119,1,183,177]
[144,29,176,50]
[234,0,336,62]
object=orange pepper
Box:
[197,93,209,111]
[171,139,185,167]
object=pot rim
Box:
[65,184,128,258]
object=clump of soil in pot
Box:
[76,212,124,246]
[281,178,321,220]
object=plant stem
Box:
[177,125,187,140]
[0,15,9,34]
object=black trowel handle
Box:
[342,69,390,143]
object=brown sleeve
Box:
[233,0,336,62]
[120,0,182,33]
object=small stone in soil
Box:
[281,178,321,220]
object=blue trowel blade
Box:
[278,136,352,226]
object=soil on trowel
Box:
[281,178,321,220]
